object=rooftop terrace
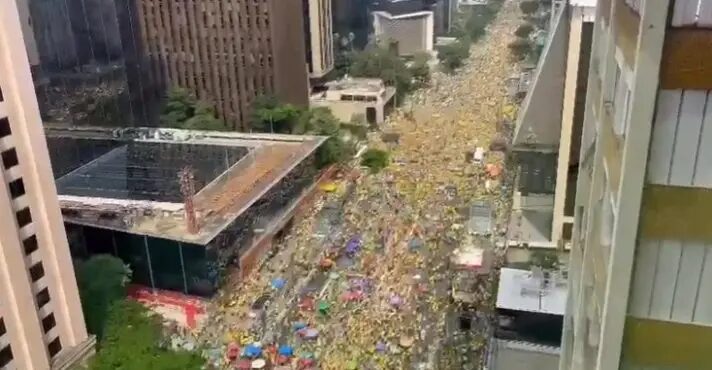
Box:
[47,127,326,245]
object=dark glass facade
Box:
[65,153,319,296]
[71,225,216,297]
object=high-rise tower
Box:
[0,0,94,368]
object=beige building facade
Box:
[561,0,712,369]
[310,78,396,125]
[509,0,596,249]
[0,0,94,369]
[135,0,310,130]
[373,10,435,56]
[305,0,334,79]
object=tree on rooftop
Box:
[89,300,203,370]
[76,255,131,340]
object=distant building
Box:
[332,0,371,49]
[371,0,454,36]
[0,1,95,368]
[310,77,396,125]
[134,0,310,130]
[304,0,335,79]
[46,127,325,298]
[432,0,456,36]
[372,10,435,56]
[508,1,596,249]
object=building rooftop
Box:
[324,77,385,94]
[496,268,567,315]
[488,339,560,370]
[47,126,326,245]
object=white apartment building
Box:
[0,0,94,368]
[562,0,712,369]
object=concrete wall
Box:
[311,100,384,124]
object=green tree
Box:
[331,50,355,79]
[438,41,470,72]
[182,103,224,131]
[76,255,131,340]
[89,301,203,370]
[515,23,535,38]
[409,52,431,87]
[350,47,413,101]
[360,148,390,173]
[252,95,302,133]
[160,88,226,131]
[520,1,540,14]
[508,37,533,60]
[464,12,488,40]
[160,88,194,126]
[297,108,353,167]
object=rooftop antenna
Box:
[179,166,199,234]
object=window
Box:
[600,187,614,247]
[8,178,25,198]
[623,89,632,135]
[612,65,621,101]
[36,287,50,308]
[1,148,18,169]
[23,235,38,255]
[15,207,32,228]
[42,313,56,333]
[614,85,631,137]
[0,345,12,367]
[29,262,45,282]
[0,117,9,138]
[612,63,631,137]
[47,337,62,357]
